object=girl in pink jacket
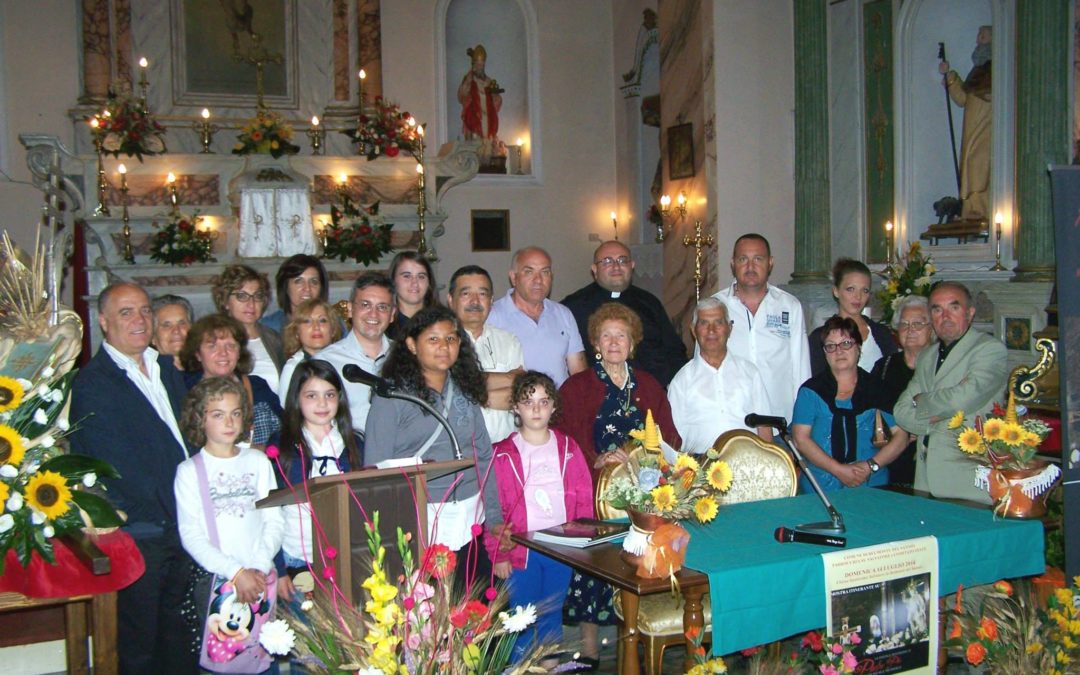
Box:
[487,371,594,662]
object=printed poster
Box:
[822,536,939,674]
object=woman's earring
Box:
[594,351,602,361]
[513,412,522,428]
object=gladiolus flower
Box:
[993,580,1014,596]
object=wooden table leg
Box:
[682,585,706,673]
[620,591,642,675]
[91,592,119,675]
[63,598,90,675]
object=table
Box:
[516,489,1045,673]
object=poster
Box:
[822,536,939,674]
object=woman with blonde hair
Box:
[277,299,343,403]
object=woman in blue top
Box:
[792,316,909,493]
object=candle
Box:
[138,57,148,69]
[676,192,687,209]
[167,172,176,184]
[311,116,320,127]
[89,118,99,129]
[358,69,366,108]
[416,163,424,175]
[118,164,127,175]
[660,194,671,210]
[610,211,617,225]
[338,173,348,185]
[417,124,425,137]
[516,137,524,147]
[201,108,210,120]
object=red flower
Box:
[976,617,998,641]
[740,646,762,657]
[385,145,400,158]
[358,224,372,236]
[992,402,1006,417]
[423,544,457,579]
[948,618,962,640]
[182,255,195,264]
[178,220,193,232]
[450,600,489,629]
[965,642,986,666]
[993,580,1014,596]
[801,630,823,652]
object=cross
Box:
[683,219,714,301]
[234,33,282,110]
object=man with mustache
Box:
[447,265,524,443]
[712,233,811,420]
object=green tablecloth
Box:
[682,489,1045,655]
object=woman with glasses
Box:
[792,316,909,493]
[212,264,285,394]
[870,295,936,486]
[808,258,898,376]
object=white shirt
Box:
[468,324,524,443]
[713,283,811,420]
[859,329,883,371]
[318,331,392,430]
[281,425,347,563]
[103,342,187,457]
[247,336,280,395]
[174,447,285,579]
[669,352,772,454]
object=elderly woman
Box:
[387,251,440,341]
[870,295,936,487]
[793,316,910,493]
[809,258,898,376]
[278,299,344,403]
[364,306,502,588]
[556,302,679,667]
[212,264,285,395]
[151,294,193,357]
[179,314,283,448]
[260,254,331,336]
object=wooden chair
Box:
[611,430,799,673]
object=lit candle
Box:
[137,57,149,89]
[167,172,176,184]
[311,116,320,127]
[201,108,210,120]
[417,124,425,137]
[416,163,424,175]
[118,163,127,175]
[338,173,348,185]
[358,69,366,108]
[118,163,128,190]
[677,192,687,209]
[516,137,524,147]
[610,211,617,225]
[138,57,148,69]
[660,194,671,211]
[89,117,99,129]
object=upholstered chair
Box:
[611,430,798,673]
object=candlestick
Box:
[307,115,325,155]
[193,108,219,153]
[884,221,894,268]
[358,69,366,113]
[990,212,1007,271]
[337,174,350,201]
[610,211,619,240]
[138,57,149,113]
[167,172,179,215]
[89,116,111,216]
[118,164,134,263]
[514,137,525,175]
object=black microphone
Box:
[341,364,393,396]
[745,413,789,430]
[774,526,846,548]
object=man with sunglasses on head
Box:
[562,240,687,387]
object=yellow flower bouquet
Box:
[233,109,301,158]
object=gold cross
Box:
[683,219,714,301]
[234,33,282,110]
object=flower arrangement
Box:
[945,578,1080,674]
[233,109,301,158]
[280,512,565,674]
[685,626,728,674]
[89,91,167,162]
[346,97,422,161]
[951,393,1054,472]
[875,241,935,325]
[321,192,393,266]
[149,211,216,266]
[602,412,733,523]
[788,630,861,675]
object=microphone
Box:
[745,413,789,430]
[341,364,393,396]
[774,526,846,548]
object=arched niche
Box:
[894,0,1015,270]
[435,0,540,181]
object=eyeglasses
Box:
[354,300,393,314]
[231,291,267,304]
[897,320,929,332]
[823,339,857,353]
[519,398,552,410]
[595,256,631,267]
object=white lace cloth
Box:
[238,188,315,257]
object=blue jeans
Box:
[506,551,572,662]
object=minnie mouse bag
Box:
[193,453,277,673]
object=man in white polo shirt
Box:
[712,233,811,421]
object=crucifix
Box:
[683,219,714,301]
[234,33,282,110]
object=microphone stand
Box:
[771,424,846,536]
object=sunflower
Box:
[24,470,72,520]
[948,410,966,429]
[982,418,1004,441]
[0,425,26,467]
[675,454,700,473]
[694,496,719,523]
[957,428,985,454]
[707,461,733,492]
[1022,431,1043,448]
[0,376,24,413]
[1001,423,1025,446]
[651,484,677,512]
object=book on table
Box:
[530,518,630,548]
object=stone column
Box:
[1013,0,1069,281]
[791,0,831,283]
[80,0,111,103]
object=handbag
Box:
[192,452,277,673]
[872,409,892,449]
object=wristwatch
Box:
[867,458,881,473]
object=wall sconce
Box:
[656,191,688,242]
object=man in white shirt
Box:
[69,282,194,673]
[318,272,395,431]
[669,297,773,453]
[712,233,811,421]
[487,246,586,387]
[446,265,525,443]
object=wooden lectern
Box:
[257,459,474,606]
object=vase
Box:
[620,509,675,568]
[982,460,1062,519]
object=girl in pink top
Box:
[487,371,594,663]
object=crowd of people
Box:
[69,236,1008,672]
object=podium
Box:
[257,459,474,606]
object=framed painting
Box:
[171,0,299,108]
[471,210,510,252]
[668,122,695,180]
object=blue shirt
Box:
[792,387,894,492]
[487,290,584,387]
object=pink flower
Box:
[403,597,415,610]
[819,666,838,675]
[849,632,861,645]
[842,651,858,670]
[831,643,843,654]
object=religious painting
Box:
[171,0,298,108]
[470,210,510,252]
[667,123,695,180]
[1003,317,1032,351]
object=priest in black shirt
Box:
[562,240,687,386]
